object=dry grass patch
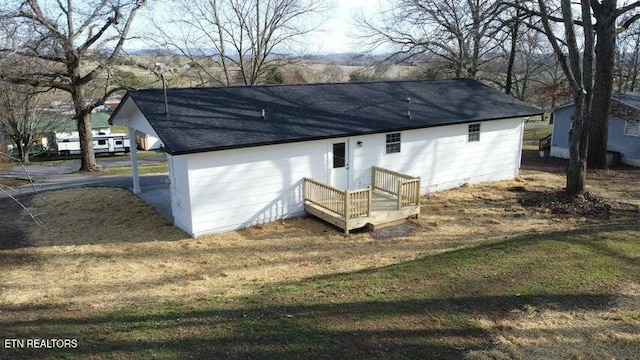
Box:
[0,178,30,187]
[468,283,640,360]
[1,169,638,314]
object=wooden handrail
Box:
[303,177,346,216]
[303,178,371,220]
[400,178,421,207]
[371,166,420,210]
[539,133,552,151]
[372,166,418,194]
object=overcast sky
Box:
[131,0,376,55]
[312,0,373,54]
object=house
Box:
[110,78,541,237]
[549,92,640,166]
[40,112,113,149]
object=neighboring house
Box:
[550,92,640,166]
[41,112,113,149]
[111,78,541,237]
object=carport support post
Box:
[128,125,141,194]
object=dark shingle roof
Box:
[121,78,541,155]
[614,92,640,111]
[50,112,111,131]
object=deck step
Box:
[366,218,408,231]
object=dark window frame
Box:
[624,120,640,137]
[468,123,481,142]
[385,132,401,154]
[333,142,346,169]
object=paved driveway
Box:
[0,158,172,220]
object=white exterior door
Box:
[330,138,349,189]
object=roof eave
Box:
[166,112,540,156]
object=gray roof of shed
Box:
[118,78,541,155]
[614,92,640,110]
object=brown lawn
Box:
[0,150,638,359]
[1,151,638,312]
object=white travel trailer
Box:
[57,133,130,156]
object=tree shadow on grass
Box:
[0,196,33,250]
[0,293,623,360]
[1,215,637,359]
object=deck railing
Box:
[347,188,372,218]
[539,134,552,151]
[303,178,372,219]
[371,166,421,209]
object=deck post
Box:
[128,125,141,194]
[397,179,402,210]
[371,167,377,190]
[344,190,350,235]
[367,186,372,217]
[303,178,307,201]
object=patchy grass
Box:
[523,125,552,142]
[0,165,638,359]
[99,162,168,176]
[1,219,638,359]
[0,178,30,187]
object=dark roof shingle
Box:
[121,78,541,155]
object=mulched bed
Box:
[518,190,614,219]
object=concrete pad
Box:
[137,185,172,221]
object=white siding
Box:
[185,140,329,236]
[168,154,192,233]
[350,117,525,192]
[112,98,163,149]
[178,117,525,237]
[550,146,569,159]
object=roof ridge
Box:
[132,77,478,92]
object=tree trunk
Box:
[504,19,518,95]
[71,86,98,171]
[631,36,640,91]
[22,147,29,164]
[566,95,588,195]
[588,0,617,169]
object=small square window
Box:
[624,120,640,137]
[468,124,481,142]
[386,133,401,154]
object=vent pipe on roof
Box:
[262,108,266,119]
[407,110,412,119]
[160,74,169,117]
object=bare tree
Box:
[588,0,640,169]
[536,0,595,195]
[151,0,331,87]
[616,21,640,91]
[488,12,550,103]
[0,0,147,171]
[0,81,59,163]
[532,59,572,110]
[356,0,506,78]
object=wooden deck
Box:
[303,167,420,235]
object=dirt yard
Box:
[1,149,638,312]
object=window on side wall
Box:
[468,123,481,142]
[386,132,401,154]
[624,120,640,137]
[333,142,346,168]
